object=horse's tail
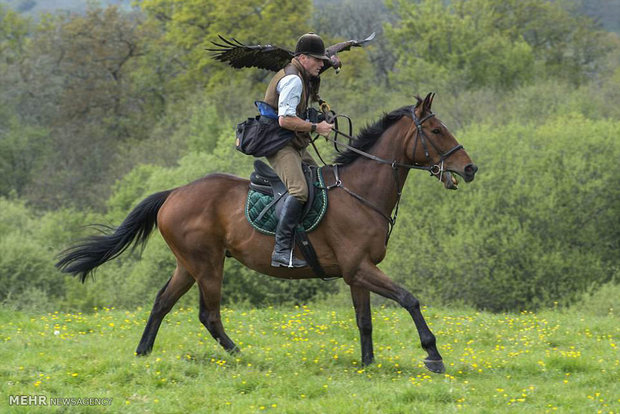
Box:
[56,190,172,283]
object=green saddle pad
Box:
[245,167,328,235]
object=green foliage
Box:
[1,1,620,312]
[0,234,58,308]
[574,276,620,317]
[0,198,98,310]
[0,4,29,65]
[139,0,312,96]
[385,0,610,91]
[383,114,620,311]
[222,259,337,307]
[313,0,397,82]
[0,116,49,197]
[318,46,392,124]
[0,199,53,309]
[5,6,166,209]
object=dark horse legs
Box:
[136,266,194,355]
[350,285,374,366]
[135,258,238,355]
[136,257,440,372]
[347,263,444,373]
[197,269,239,353]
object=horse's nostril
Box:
[464,163,478,175]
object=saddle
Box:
[246,160,329,278]
[249,160,317,221]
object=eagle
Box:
[207,32,376,75]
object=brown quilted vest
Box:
[263,58,312,150]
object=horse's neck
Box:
[338,129,411,216]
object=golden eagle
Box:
[207,32,376,75]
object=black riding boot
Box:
[271,196,308,268]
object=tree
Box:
[139,0,312,97]
[0,115,48,197]
[0,6,50,198]
[15,6,164,208]
[0,5,31,117]
[24,7,150,138]
[385,0,611,92]
[313,0,398,83]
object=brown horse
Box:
[57,93,477,374]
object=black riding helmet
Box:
[294,33,329,61]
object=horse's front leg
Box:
[345,263,444,374]
[350,285,374,366]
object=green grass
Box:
[0,303,618,413]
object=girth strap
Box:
[294,228,335,281]
[320,165,396,245]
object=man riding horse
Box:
[207,31,376,268]
[264,33,333,268]
[56,31,478,373]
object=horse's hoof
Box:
[135,346,152,356]
[227,346,241,354]
[424,359,445,374]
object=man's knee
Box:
[288,184,308,203]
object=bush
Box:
[574,274,620,317]
[382,114,620,311]
[0,233,60,309]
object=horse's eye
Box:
[432,128,441,134]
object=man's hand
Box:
[279,116,333,137]
[316,120,332,137]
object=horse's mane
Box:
[333,105,414,165]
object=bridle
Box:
[322,106,464,178]
[317,105,464,244]
[407,108,464,181]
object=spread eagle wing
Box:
[325,32,376,56]
[321,32,376,74]
[208,33,376,75]
[206,35,294,72]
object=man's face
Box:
[300,55,325,77]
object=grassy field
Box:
[0,303,618,413]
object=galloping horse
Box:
[57,93,477,373]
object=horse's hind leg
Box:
[346,263,444,373]
[195,255,238,353]
[350,285,374,366]
[136,265,194,356]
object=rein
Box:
[324,109,463,175]
[313,107,464,244]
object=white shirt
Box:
[276,74,303,117]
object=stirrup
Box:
[271,250,307,268]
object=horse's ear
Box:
[423,92,435,113]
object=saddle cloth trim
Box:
[245,166,328,235]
